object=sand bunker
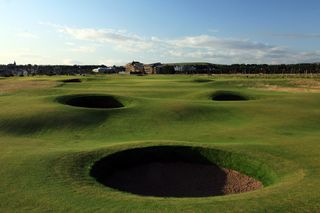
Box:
[61,79,82,83]
[90,146,262,197]
[58,95,124,109]
[212,91,248,101]
[193,79,212,83]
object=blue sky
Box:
[1,0,320,65]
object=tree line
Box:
[157,63,320,74]
[1,63,320,76]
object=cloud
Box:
[0,48,51,65]
[99,58,127,66]
[169,35,272,50]
[65,42,76,46]
[49,24,320,64]
[16,32,39,39]
[62,59,83,65]
[291,51,320,63]
[56,26,154,52]
[69,46,96,53]
[165,35,295,64]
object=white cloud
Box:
[99,58,127,66]
[0,48,52,65]
[164,35,296,64]
[69,46,96,53]
[16,32,39,39]
[65,42,76,46]
[48,24,320,64]
[57,26,154,52]
[168,35,281,52]
[62,59,83,65]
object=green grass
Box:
[0,75,319,212]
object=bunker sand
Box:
[103,162,262,197]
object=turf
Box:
[0,75,319,212]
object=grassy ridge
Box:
[0,75,319,212]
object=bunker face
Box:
[212,91,248,101]
[90,146,262,197]
[60,95,124,109]
[61,78,82,83]
[193,78,212,83]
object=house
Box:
[144,63,162,74]
[14,69,28,77]
[125,61,144,74]
[22,70,29,76]
[92,67,116,74]
[174,65,196,73]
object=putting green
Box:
[0,75,319,212]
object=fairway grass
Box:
[0,75,319,212]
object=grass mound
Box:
[0,110,109,135]
[57,94,124,109]
[212,91,249,101]
[90,146,273,197]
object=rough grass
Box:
[0,77,58,94]
[0,75,319,212]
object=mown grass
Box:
[0,75,319,212]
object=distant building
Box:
[7,61,17,68]
[15,69,29,77]
[144,63,162,74]
[174,65,196,73]
[125,61,144,74]
[92,67,111,73]
[22,70,29,76]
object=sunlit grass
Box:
[0,75,319,212]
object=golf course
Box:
[0,75,319,212]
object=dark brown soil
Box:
[102,162,262,197]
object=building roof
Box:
[145,63,162,67]
[129,61,143,65]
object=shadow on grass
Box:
[0,110,110,135]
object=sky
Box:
[1,0,320,65]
